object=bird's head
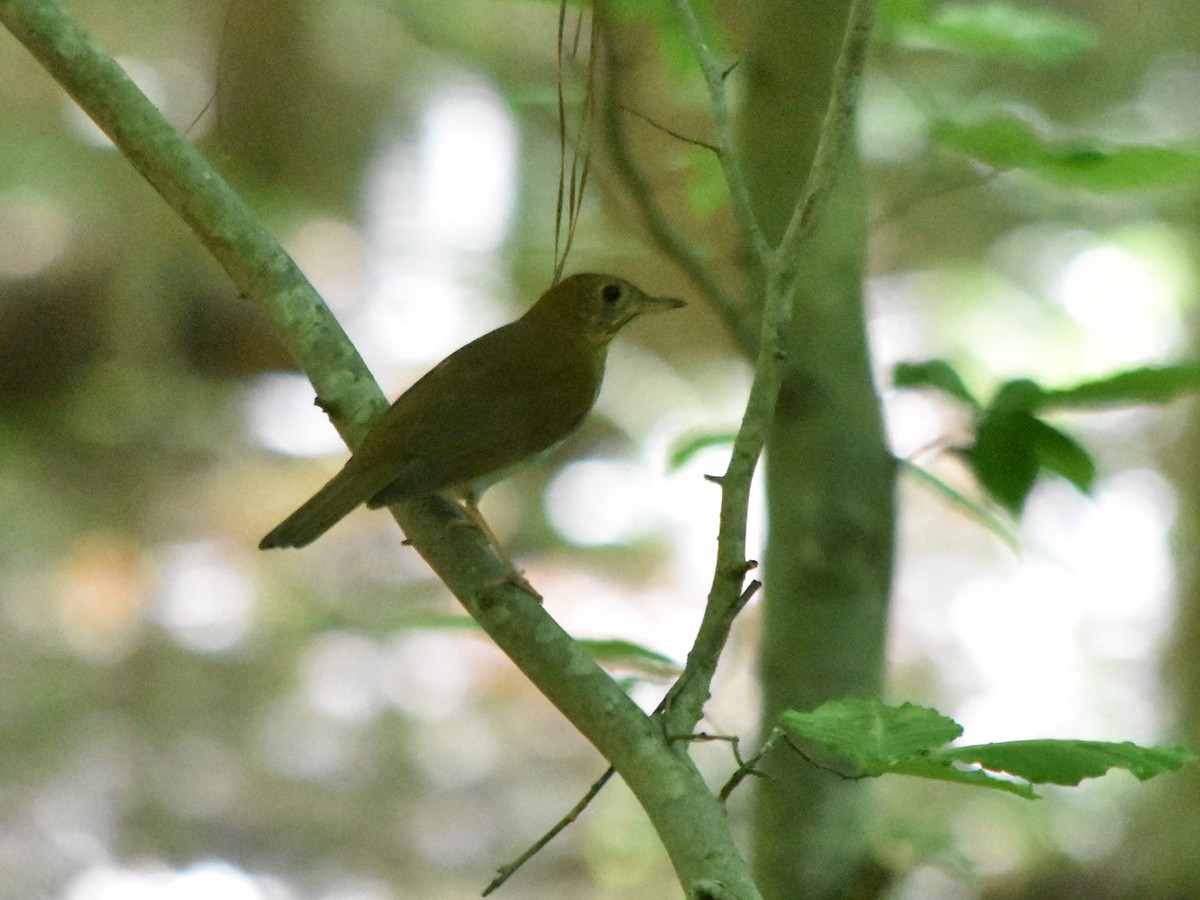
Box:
[526,273,685,345]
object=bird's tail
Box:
[259,463,393,550]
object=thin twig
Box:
[553,2,596,283]
[786,739,869,781]
[488,634,770,892]
[482,671,684,893]
[657,0,787,738]
[483,766,617,895]
[552,0,568,280]
[596,11,756,352]
[719,728,786,802]
[660,576,759,719]
[684,731,747,755]
[618,103,718,153]
[670,0,770,266]
[663,0,878,739]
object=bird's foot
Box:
[487,567,543,603]
[448,494,542,601]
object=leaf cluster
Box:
[781,699,1194,800]
[896,361,1200,515]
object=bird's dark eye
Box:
[601,283,623,303]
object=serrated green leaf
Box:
[668,431,736,471]
[890,756,1039,799]
[933,116,1200,190]
[893,359,980,407]
[780,699,962,776]
[1040,364,1200,409]
[778,701,1195,799]
[902,2,1098,65]
[1029,419,1095,493]
[898,458,1019,551]
[939,740,1196,785]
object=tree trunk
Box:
[742,3,895,897]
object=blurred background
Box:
[1,0,1199,898]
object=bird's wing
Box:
[357,326,601,500]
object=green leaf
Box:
[668,431,736,471]
[947,364,1200,512]
[902,3,1099,65]
[1029,419,1095,493]
[893,359,980,408]
[1040,364,1200,409]
[990,378,1045,412]
[940,740,1196,785]
[933,116,1200,190]
[890,755,1038,799]
[879,0,933,30]
[778,700,1195,799]
[1041,145,1200,191]
[961,378,1092,514]
[780,699,962,776]
[898,458,1019,551]
[960,407,1042,514]
[388,615,680,678]
[392,612,480,631]
[576,638,681,678]
[933,116,1044,168]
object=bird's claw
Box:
[494,568,543,603]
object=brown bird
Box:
[259,273,684,552]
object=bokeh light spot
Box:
[150,542,256,653]
[245,373,343,458]
[0,193,71,279]
[545,459,662,547]
[1058,244,1172,339]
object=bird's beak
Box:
[640,294,686,315]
